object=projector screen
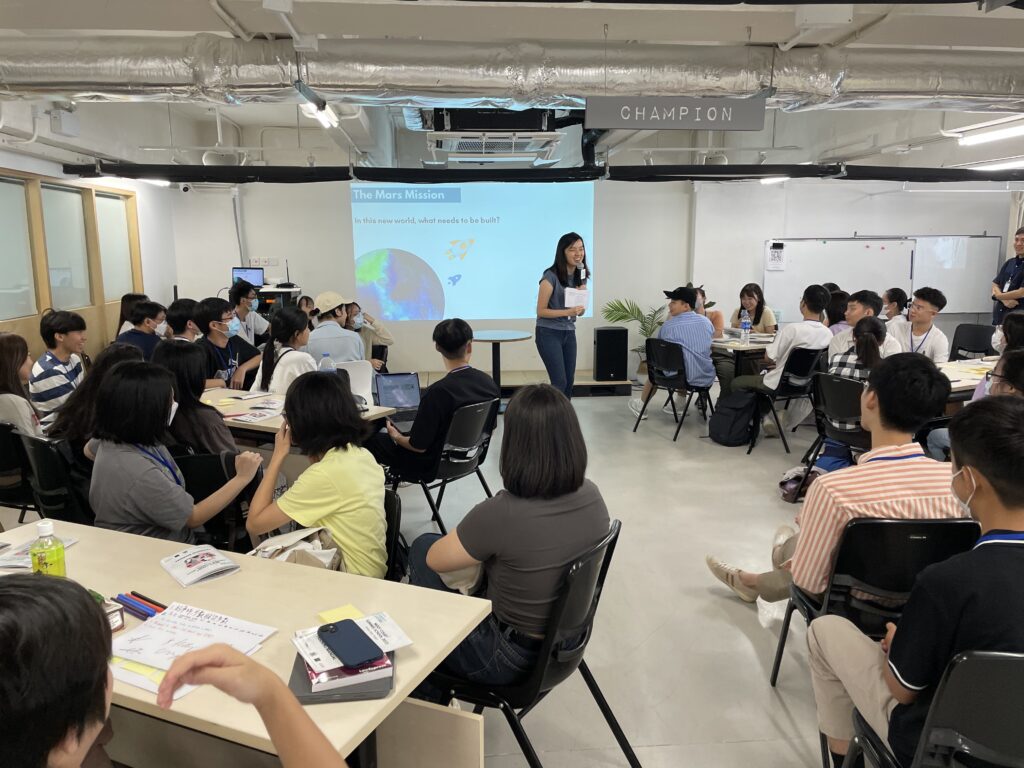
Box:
[350,182,595,321]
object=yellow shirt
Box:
[277,446,387,578]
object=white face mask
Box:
[951,467,977,519]
[155,321,168,337]
[168,400,179,426]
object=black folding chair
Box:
[754,346,827,455]
[427,520,641,768]
[389,399,498,535]
[846,651,1024,768]
[0,422,37,524]
[770,518,980,689]
[19,433,94,525]
[383,488,404,582]
[632,337,715,441]
[177,450,262,551]
[949,323,996,361]
[801,374,873,481]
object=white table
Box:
[203,390,395,436]
[939,357,998,395]
[0,523,489,761]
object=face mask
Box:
[951,467,977,519]
[154,321,168,337]
[250,298,259,312]
[984,377,994,396]
[352,311,364,331]
[224,317,241,338]
[168,400,179,426]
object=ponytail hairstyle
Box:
[853,316,887,370]
[883,287,909,318]
[260,307,310,391]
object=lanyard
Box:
[864,451,925,463]
[134,445,183,487]
[910,326,932,355]
[974,531,1024,548]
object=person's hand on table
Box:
[234,451,263,482]
[371,358,385,371]
[273,422,293,457]
[229,368,247,390]
[157,644,281,710]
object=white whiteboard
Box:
[912,236,1002,314]
[763,239,913,322]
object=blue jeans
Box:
[408,534,540,704]
[535,325,577,398]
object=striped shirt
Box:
[29,351,84,426]
[791,443,963,595]
[656,311,715,387]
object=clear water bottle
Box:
[318,353,337,373]
[740,309,752,345]
[29,520,66,577]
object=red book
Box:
[306,655,393,693]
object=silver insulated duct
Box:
[1,34,1024,112]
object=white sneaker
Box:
[628,398,648,419]
[662,398,678,414]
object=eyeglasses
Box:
[909,303,936,313]
[986,371,1007,382]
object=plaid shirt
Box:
[825,352,868,431]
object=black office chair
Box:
[177,450,263,551]
[800,374,873,480]
[770,518,980,689]
[632,337,715,441]
[426,520,641,768]
[389,399,498,535]
[846,651,1024,768]
[19,433,94,525]
[383,489,405,582]
[753,347,827,455]
[949,323,996,361]
[0,422,37,524]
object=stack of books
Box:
[289,626,395,703]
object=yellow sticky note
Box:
[318,604,364,624]
[112,657,167,683]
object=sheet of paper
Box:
[110,656,195,701]
[112,603,277,671]
[318,603,365,625]
[356,612,413,653]
[293,612,411,674]
[215,392,268,402]
[293,627,345,674]
[230,410,279,424]
[0,536,78,569]
[564,287,589,309]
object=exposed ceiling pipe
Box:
[827,5,903,49]
[209,0,255,42]
[2,35,1024,112]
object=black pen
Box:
[130,591,168,611]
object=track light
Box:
[958,123,1024,147]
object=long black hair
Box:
[739,283,767,326]
[117,292,148,330]
[94,361,175,446]
[884,287,909,317]
[152,340,218,417]
[547,232,590,288]
[853,316,887,370]
[284,371,369,457]
[260,307,310,391]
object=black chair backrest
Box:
[383,489,402,578]
[0,422,28,479]
[950,323,995,361]
[176,450,256,548]
[19,433,93,524]
[916,651,1024,767]
[500,520,621,708]
[645,337,690,388]
[816,373,873,449]
[434,399,499,481]
[777,347,827,395]
[824,519,980,630]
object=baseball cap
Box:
[313,291,353,315]
[663,286,698,306]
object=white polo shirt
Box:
[828,326,903,362]
[763,320,833,389]
[887,315,950,363]
[236,308,270,346]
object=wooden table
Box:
[712,336,774,378]
[204,390,395,436]
[939,357,998,395]
[0,523,489,762]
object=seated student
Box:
[230,279,270,346]
[0,333,42,437]
[115,299,167,361]
[193,297,261,390]
[694,286,725,339]
[29,309,87,426]
[298,294,318,329]
[89,360,262,542]
[707,354,960,603]
[990,307,1024,354]
[729,282,778,333]
[344,301,393,371]
[828,289,902,361]
[826,316,887,432]
[246,372,386,578]
[306,291,365,364]
[251,306,316,395]
[729,284,833,397]
[49,343,143,470]
[152,340,237,455]
[0,575,349,768]
[887,287,950,363]
[116,291,148,336]
[825,290,850,336]
[881,287,909,322]
[627,286,715,420]
[366,318,500,479]
[167,297,201,342]
[807,396,1024,768]
[408,384,610,700]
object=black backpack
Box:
[709,391,761,447]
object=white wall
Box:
[170,188,242,302]
[693,179,1013,332]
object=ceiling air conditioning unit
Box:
[428,132,563,156]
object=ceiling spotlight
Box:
[760,176,790,185]
[958,123,1024,147]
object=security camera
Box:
[180,183,192,193]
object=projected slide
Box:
[350,182,595,321]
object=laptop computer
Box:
[375,372,422,432]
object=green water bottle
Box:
[29,520,66,577]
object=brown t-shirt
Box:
[457,479,610,636]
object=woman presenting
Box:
[536,232,589,398]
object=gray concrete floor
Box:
[0,391,822,768]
